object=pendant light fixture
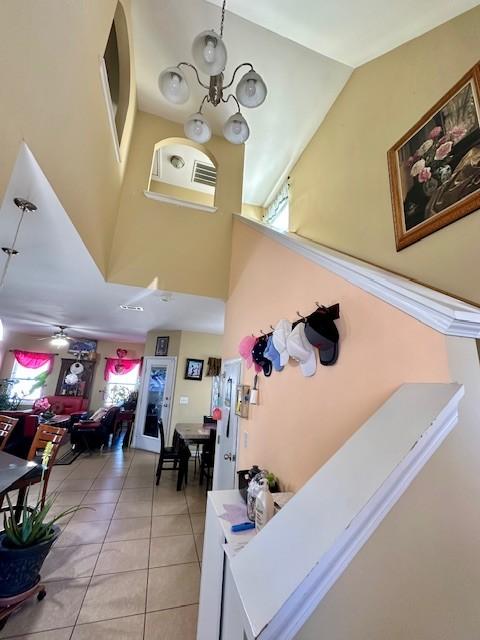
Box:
[158,0,267,145]
[0,198,38,289]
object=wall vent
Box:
[192,161,216,187]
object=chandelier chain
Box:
[220,0,227,37]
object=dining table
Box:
[174,423,216,491]
[0,451,41,519]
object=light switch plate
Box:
[179,396,189,405]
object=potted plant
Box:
[0,443,83,597]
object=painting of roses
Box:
[388,63,480,250]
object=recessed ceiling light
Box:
[120,304,144,311]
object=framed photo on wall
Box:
[185,358,204,381]
[155,336,169,356]
[388,62,480,250]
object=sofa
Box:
[45,396,89,415]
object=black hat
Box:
[252,335,272,376]
[304,305,340,366]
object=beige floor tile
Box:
[71,502,116,523]
[42,543,101,581]
[119,487,153,503]
[149,534,197,567]
[0,578,89,637]
[67,470,101,480]
[113,501,152,519]
[1,630,73,640]
[151,514,192,537]
[194,533,204,561]
[58,478,94,491]
[56,520,110,547]
[152,496,188,516]
[77,570,148,624]
[54,491,87,506]
[126,468,155,479]
[190,513,205,534]
[146,563,200,612]
[186,493,207,514]
[71,615,144,640]
[144,605,198,640]
[82,489,121,504]
[123,475,154,489]
[105,516,151,542]
[90,476,125,490]
[46,503,77,525]
[94,539,150,575]
[98,468,128,478]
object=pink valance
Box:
[104,358,142,381]
[13,350,55,372]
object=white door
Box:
[134,357,176,453]
[213,359,242,490]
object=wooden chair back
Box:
[0,415,18,451]
[27,423,67,467]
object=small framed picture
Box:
[185,358,204,381]
[235,384,250,418]
[155,336,169,356]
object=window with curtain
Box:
[10,359,51,402]
[104,360,141,406]
[263,180,289,232]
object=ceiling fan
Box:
[38,325,74,347]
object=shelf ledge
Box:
[144,190,217,214]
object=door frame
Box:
[213,357,243,490]
[133,356,177,452]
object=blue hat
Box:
[264,335,284,372]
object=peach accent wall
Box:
[224,220,451,490]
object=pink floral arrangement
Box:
[34,397,51,412]
[406,124,468,190]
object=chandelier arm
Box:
[177,62,210,90]
[198,94,210,114]
[222,93,241,112]
[222,62,254,90]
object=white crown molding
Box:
[230,383,464,639]
[235,214,480,338]
[144,190,217,214]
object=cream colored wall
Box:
[224,219,450,490]
[148,180,214,207]
[108,111,244,299]
[290,5,480,304]
[241,203,265,221]
[0,0,136,276]
[143,329,222,439]
[170,332,222,430]
[295,335,480,639]
[0,331,143,411]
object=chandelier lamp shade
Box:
[158,0,267,145]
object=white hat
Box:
[286,323,317,377]
[272,319,292,367]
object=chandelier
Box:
[158,0,267,145]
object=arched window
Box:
[100,2,131,160]
[145,138,218,213]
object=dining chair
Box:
[199,427,217,492]
[25,424,67,508]
[0,415,18,451]
[155,420,183,485]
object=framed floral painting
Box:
[388,63,480,250]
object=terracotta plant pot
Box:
[0,525,60,597]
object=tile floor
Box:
[1,448,206,639]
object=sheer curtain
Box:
[263,180,289,227]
